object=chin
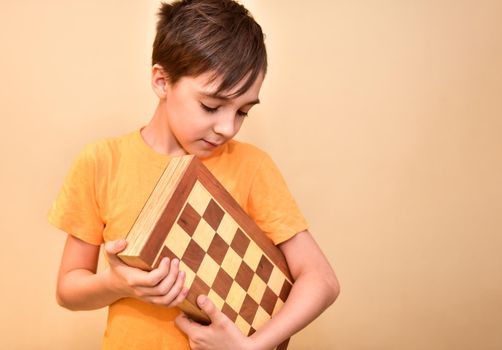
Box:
[195,152,214,159]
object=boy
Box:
[49,0,339,349]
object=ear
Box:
[151,64,169,98]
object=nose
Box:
[213,112,238,139]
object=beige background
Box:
[1,0,501,349]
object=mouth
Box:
[202,139,221,148]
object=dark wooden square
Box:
[186,276,210,311]
[230,228,250,258]
[235,260,254,291]
[202,199,225,230]
[212,268,233,300]
[207,233,229,265]
[279,280,293,302]
[256,255,274,283]
[260,286,278,315]
[153,246,178,268]
[182,239,205,272]
[177,203,201,236]
[239,294,259,325]
[222,302,238,322]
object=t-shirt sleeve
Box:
[48,144,105,245]
[247,153,308,245]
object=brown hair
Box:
[152,0,267,97]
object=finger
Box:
[169,285,189,307]
[111,257,169,292]
[141,258,181,297]
[146,257,172,286]
[148,270,187,305]
[175,312,203,337]
[132,257,171,288]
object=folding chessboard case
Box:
[118,155,293,349]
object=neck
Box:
[141,102,186,156]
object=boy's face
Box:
[153,66,264,158]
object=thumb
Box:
[197,295,222,323]
[104,239,127,258]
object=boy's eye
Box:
[201,102,249,118]
[200,102,219,113]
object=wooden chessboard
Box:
[118,155,292,349]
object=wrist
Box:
[246,333,269,350]
[247,328,292,350]
[101,268,126,300]
[242,336,256,350]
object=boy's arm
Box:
[56,235,188,310]
[175,229,339,350]
[251,230,340,348]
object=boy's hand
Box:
[175,295,251,350]
[104,239,188,307]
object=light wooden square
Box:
[217,213,239,245]
[191,219,215,251]
[226,282,246,312]
[187,181,212,216]
[221,248,242,279]
[243,241,262,271]
[235,315,251,336]
[248,274,267,304]
[198,254,220,287]
[164,223,191,258]
[179,260,196,287]
[252,306,270,329]
[207,289,225,310]
[268,266,286,296]
[273,298,285,316]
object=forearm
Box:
[248,230,340,350]
[57,268,123,311]
[249,271,339,350]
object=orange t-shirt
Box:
[48,129,308,349]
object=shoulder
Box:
[87,130,137,154]
[78,130,137,164]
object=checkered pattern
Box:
[153,181,293,336]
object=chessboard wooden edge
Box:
[138,157,199,266]
[118,156,194,269]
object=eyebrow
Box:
[199,91,260,106]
